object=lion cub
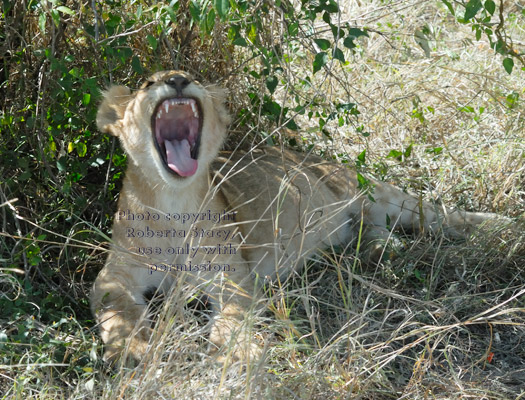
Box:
[92,70,508,364]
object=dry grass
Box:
[91,2,523,399]
[1,0,524,399]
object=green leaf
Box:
[475,27,482,40]
[206,8,216,33]
[131,56,143,74]
[333,47,345,62]
[387,149,403,160]
[484,0,496,15]
[19,171,31,181]
[262,99,282,119]
[163,4,177,22]
[505,91,518,108]
[337,103,356,111]
[312,52,328,74]
[503,58,514,74]
[214,0,230,21]
[147,35,158,50]
[356,172,368,189]
[425,146,443,155]
[247,23,257,43]
[494,39,505,55]
[76,142,87,157]
[458,106,475,112]
[404,143,413,158]
[17,157,29,169]
[414,269,423,282]
[357,149,366,164]
[347,28,368,38]
[118,47,133,61]
[38,13,46,34]
[233,37,247,46]
[228,24,239,40]
[441,0,455,16]
[343,36,357,49]
[321,1,339,13]
[464,0,483,21]
[51,9,60,27]
[288,22,299,36]
[82,93,91,105]
[314,39,331,50]
[55,157,67,174]
[266,76,278,94]
[285,118,298,131]
[56,6,75,16]
[189,1,201,22]
[30,256,41,266]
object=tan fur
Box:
[91,70,510,364]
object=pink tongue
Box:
[164,139,198,177]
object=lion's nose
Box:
[166,74,190,95]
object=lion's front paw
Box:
[209,318,263,363]
[362,235,404,264]
[103,326,153,366]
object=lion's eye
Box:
[141,80,155,89]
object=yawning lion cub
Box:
[91,70,508,364]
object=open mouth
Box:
[152,97,202,177]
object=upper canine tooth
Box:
[191,103,196,114]
[164,102,169,113]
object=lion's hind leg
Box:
[351,180,514,262]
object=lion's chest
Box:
[110,185,241,275]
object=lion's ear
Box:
[96,86,132,136]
